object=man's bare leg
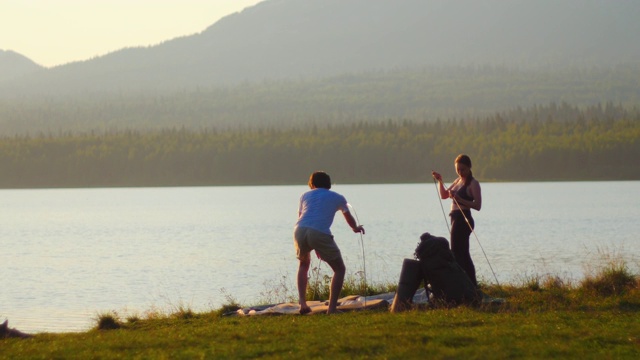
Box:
[297,253,312,314]
[326,257,346,314]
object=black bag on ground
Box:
[414,232,480,305]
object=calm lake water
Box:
[1,182,638,333]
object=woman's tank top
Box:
[456,178,474,202]
[451,177,474,210]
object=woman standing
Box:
[432,154,482,287]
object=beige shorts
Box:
[294,226,342,262]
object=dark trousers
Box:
[450,210,477,287]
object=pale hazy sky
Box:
[0,0,265,68]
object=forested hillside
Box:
[1,65,638,135]
[1,103,637,188]
[1,0,638,145]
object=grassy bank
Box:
[2,263,639,359]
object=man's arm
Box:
[343,211,365,234]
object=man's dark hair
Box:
[309,171,332,189]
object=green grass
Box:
[2,263,639,359]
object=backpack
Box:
[414,232,480,305]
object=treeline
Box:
[0,103,638,188]
[1,64,639,135]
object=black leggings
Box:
[450,210,477,287]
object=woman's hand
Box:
[448,190,457,200]
[431,171,442,182]
[352,225,365,234]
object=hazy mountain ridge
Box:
[0,49,44,83]
[2,0,639,97]
[1,0,639,136]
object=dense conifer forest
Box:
[0,102,637,188]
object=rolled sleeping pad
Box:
[390,258,423,312]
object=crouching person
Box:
[294,171,365,315]
[415,232,480,306]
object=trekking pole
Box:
[432,175,451,235]
[348,203,367,307]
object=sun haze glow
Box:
[0,0,265,68]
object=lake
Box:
[1,181,638,333]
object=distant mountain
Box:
[1,0,639,97]
[0,50,44,83]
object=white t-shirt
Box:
[295,188,349,235]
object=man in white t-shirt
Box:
[294,171,365,314]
